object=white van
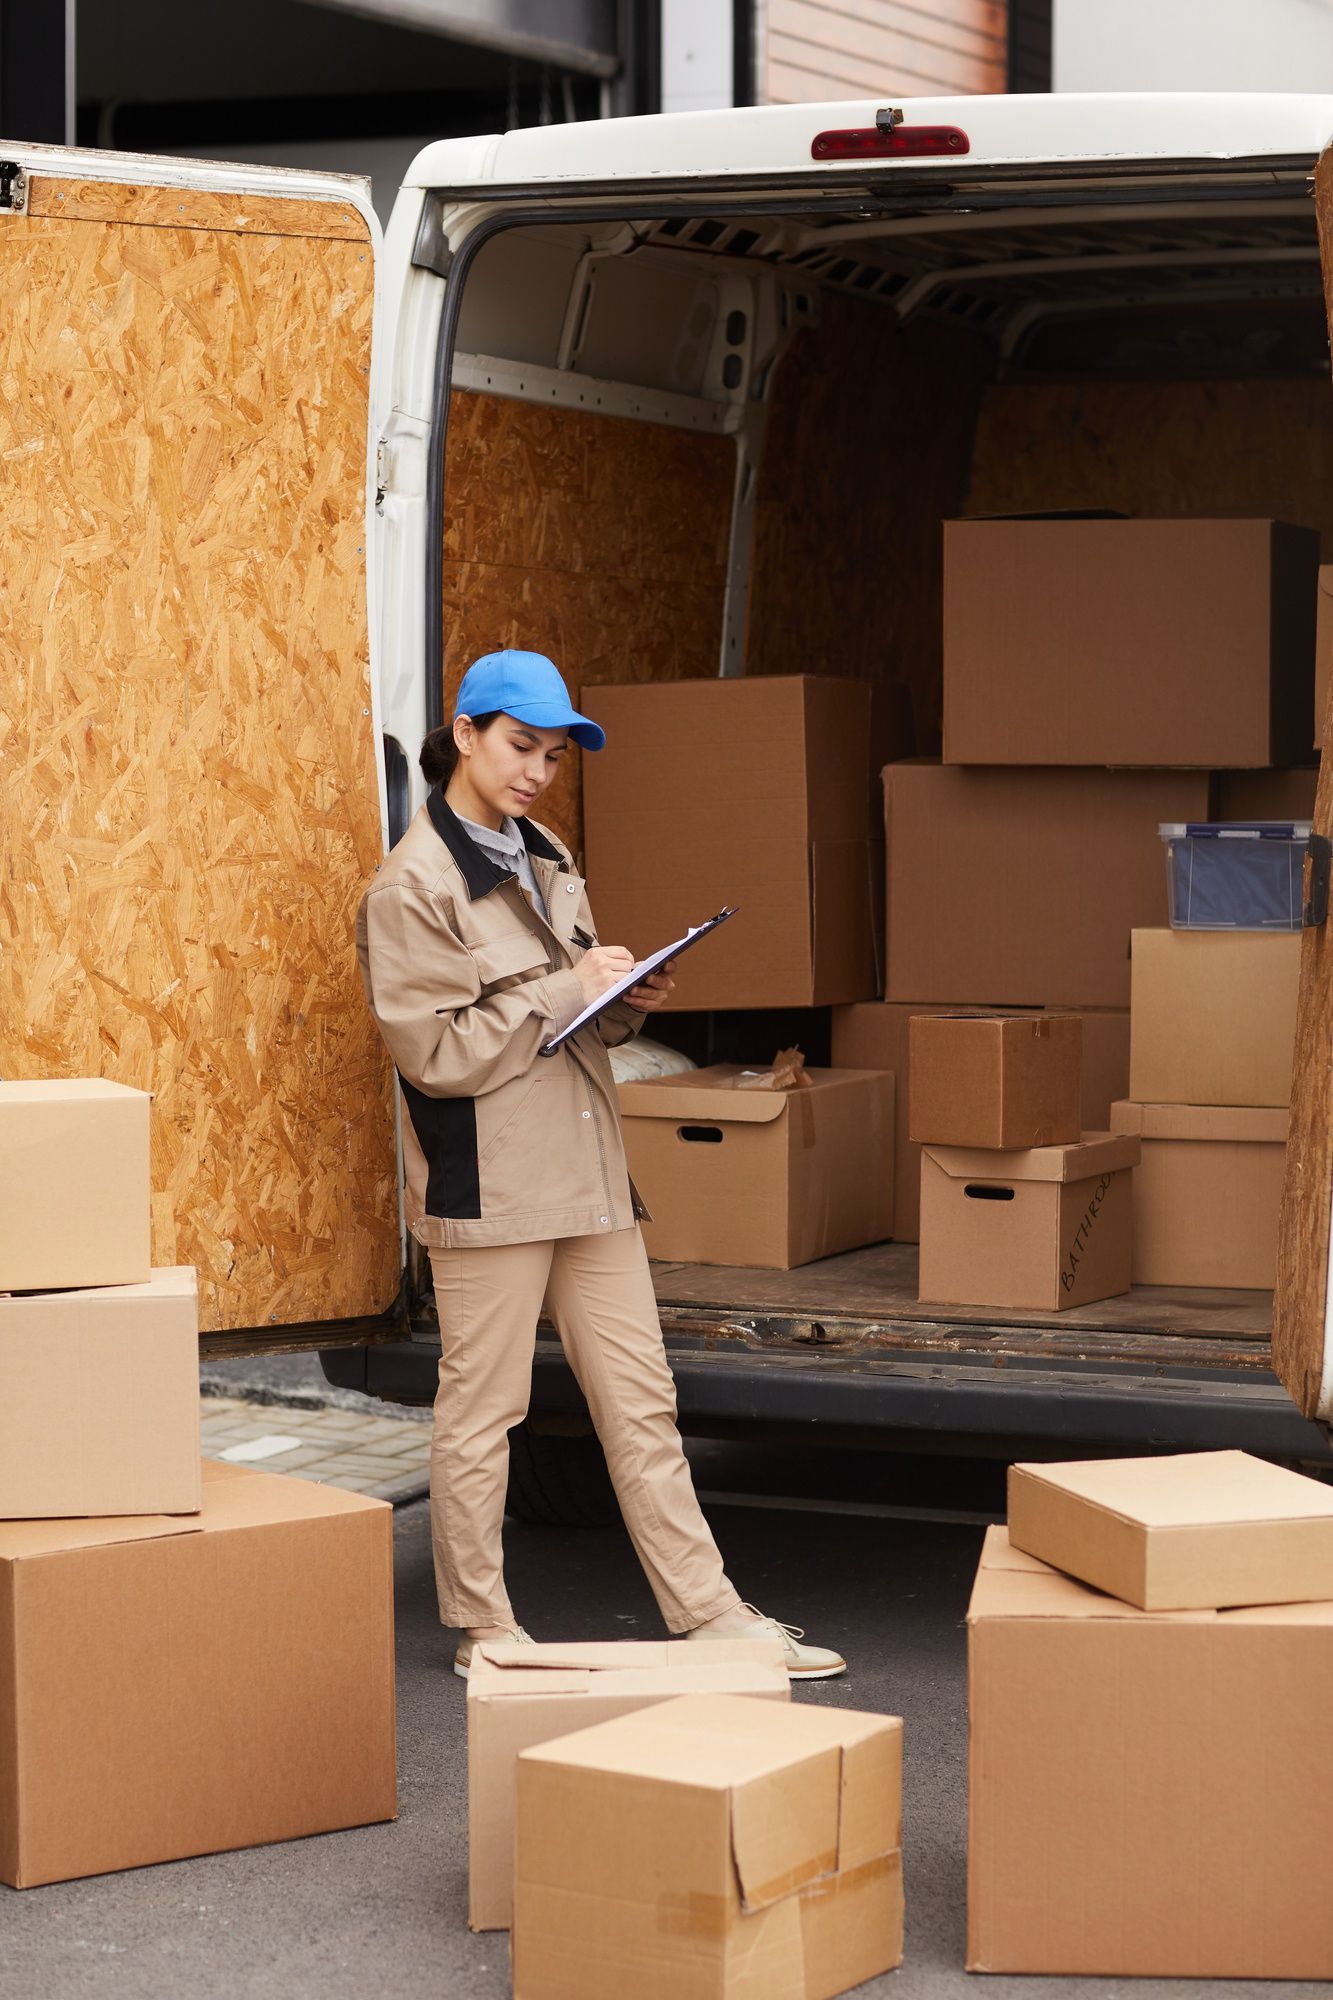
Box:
[5,93,1332,1518]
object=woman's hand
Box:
[625,961,675,1013]
[575,945,636,1007]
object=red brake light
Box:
[811,124,970,161]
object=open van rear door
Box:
[1272,148,1333,1424]
[0,149,398,1339]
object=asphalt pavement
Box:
[3,1446,1326,2000]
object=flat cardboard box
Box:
[468,1638,789,1931]
[919,1132,1139,1312]
[1129,927,1300,1105]
[514,1692,903,2000]
[0,1459,396,1888]
[0,1267,201,1517]
[582,677,879,1009]
[831,1002,1129,1240]
[1109,1099,1288,1289]
[1317,561,1332,747]
[1007,1450,1333,1612]
[883,763,1210,1007]
[909,1012,1081,1149]
[618,1065,893,1268]
[943,517,1317,767]
[1211,765,1317,821]
[0,1078,151,1290]
[968,1525,1333,1977]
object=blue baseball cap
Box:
[454,649,605,752]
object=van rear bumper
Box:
[321,1335,1331,1460]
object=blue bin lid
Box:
[1158,820,1313,841]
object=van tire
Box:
[505,1419,619,1528]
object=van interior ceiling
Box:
[441,175,1331,854]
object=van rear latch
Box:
[0,162,28,213]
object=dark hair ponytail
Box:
[419,712,500,787]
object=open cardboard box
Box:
[467,1637,788,1931]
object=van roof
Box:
[405,92,1333,193]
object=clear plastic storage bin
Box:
[1158,821,1311,931]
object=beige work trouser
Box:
[427,1224,741,1633]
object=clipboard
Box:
[539,907,738,1058]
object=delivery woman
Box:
[356,649,844,1681]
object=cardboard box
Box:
[0,1267,201,1518]
[1008,1450,1333,1612]
[582,677,879,1009]
[1129,928,1300,1106]
[968,1526,1333,1977]
[618,1065,893,1268]
[883,763,1210,1007]
[943,517,1318,768]
[0,1459,395,1888]
[1212,766,1317,821]
[514,1692,904,2000]
[468,1638,789,1931]
[0,1078,151,1291]
[1109,1099,1287,1288]
[831,1002,1129,1241]
[909,1012,1081,1150]
[919,1132,1139,1312]
[1317,561,1332,747]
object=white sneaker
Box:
[688,1605,846,1681]
[453,1626,535,1679]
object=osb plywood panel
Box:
[29,174,369,241]
[746,293,993,762]
[1273,148,1333,1418]
[441,388,734,850]
[0,198,397,1334]
[766,0,1007,101]
[966,379,1333,550]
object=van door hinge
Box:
[0,163,29,214]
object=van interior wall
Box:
[744,293,995,761]
[964,377,1333,551]
[440,389,736,852]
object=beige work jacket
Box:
[355,791,646,1248]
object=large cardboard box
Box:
[943,517,1318,768]
[468,1638,789,1931]
[1317,561,1333,747]
[1129,928,1300,1106]
[514,1692,904,2000]
[617,1065,893,1268]
[0,1459,396,1888]
[831,1002,1129,1241]
[0,1267,201,1518]
[883,764,1210,1007]
[1008,1450,1333,1612]
[0,1078,151,1291]
[1109,1099,1287,1288]
[909,1012,1081,1150]
[968,1525,1333,1977]
[919,1133,1139,1312]
[582,677,879,1009]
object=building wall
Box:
[1054,0,1333,91]
[760,0,1009,103]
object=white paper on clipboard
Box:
[539,907,738,1057]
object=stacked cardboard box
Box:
[0,1078,396,1887]
[970,1451,1333,1977]
[1109,929,1300,1288]
[911,1016,1138,1311]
